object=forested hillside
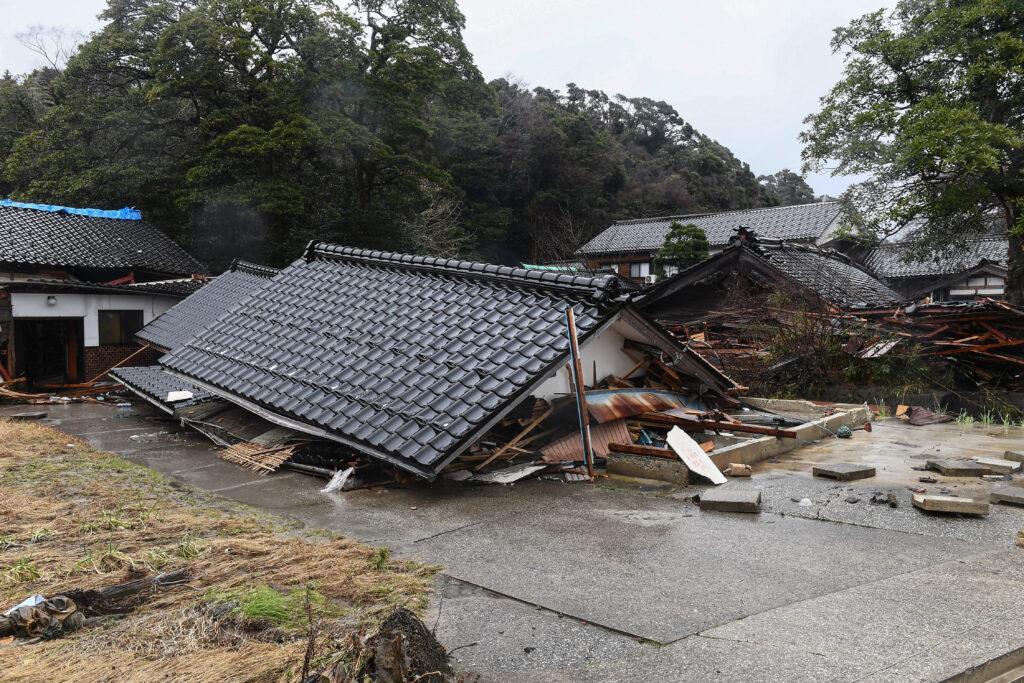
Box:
[0,0,779,269]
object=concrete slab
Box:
[927,458,991,477]
[912,493,989,515]
[1005,450,1024,463]
[8,411,47,420]
[699,487,761,513]
[973,457,1021,473]
[812,462,876,481]
[990,486,1024,506]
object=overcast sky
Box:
[0,0,885,198]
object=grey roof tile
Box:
[577,202,842,254]
[0,204,205,276]
[136,260,279,351]
[109,365,213,413]
[864,238,1008,278]
[160,242,624,476]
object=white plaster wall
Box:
[533,317,652,400]
[11,292,177,346]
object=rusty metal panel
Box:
[540,419,632,463]
[585,389,705,424]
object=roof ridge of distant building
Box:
[873,235,1008,249]
[0,198,141,220]
[305,242,620,299]
[230,259,280,279]
[610,201,839,227]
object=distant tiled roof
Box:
[577,202,842,255]
[136,260,279,351]
[126,278,209,297]
[754,240,902,308]
[159,243,634,477]
[0,203,205,276]
[864,238,1008,278]
[109,365,213,414]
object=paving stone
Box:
[8,411,48,421]
[1004,450,1024,463]
[926,458,991,477]
[989,486,1024,507]
[699,487,761,513]
[972,457,1021,474]
[911,493,989,515]
[812,462,876,481]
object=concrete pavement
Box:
[10,402,1024,681]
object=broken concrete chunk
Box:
[726,463,752,477]
[989,486,1024,507]
[926,459,991,477]
[699,488,761,513]
[911,493,989,515]
[812,462,876,481]
[1004,450,1024,463]
[972,457,1021,474]
[8,411,47,421]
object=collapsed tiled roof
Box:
[577,202,842,255]
[864,238,1008,278]
[136,260,279,351]
[126,278,210,297]
[160,243,632,477]
[109,365,213,414]
[753,240,902,308]
[0,203,205,276]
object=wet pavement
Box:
[10,401,1024,681]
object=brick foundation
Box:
[83,344,163,381]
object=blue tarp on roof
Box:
[0,199,141,220]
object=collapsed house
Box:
[153,243,740,479]
[0,201,206,387]
[635,230,902,372]
[576,202,845,283]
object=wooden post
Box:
[565,307,594,479]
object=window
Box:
[629,261,651,278]
[98,310,144,345]
[598,262,618,273]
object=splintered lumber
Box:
[476,404,554,471]
[666,426,726,485]
[218,442,304,474]
[699,488,761,513]
[926,458,992,477]
[812,462,876,481]
[911,493,989,515]
[634,410,799,439]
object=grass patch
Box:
[0,418,440,681]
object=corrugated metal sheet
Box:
[585,389,704,424]
[540,419,631,462]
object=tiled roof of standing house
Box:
[136,260,279,351]
[159,243,726,478]
[752,239,902,308]
[577,202,842,255]
[0,202,206,276]
[864,238,1008,278]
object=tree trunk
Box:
[1006,204,1024,305]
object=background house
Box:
[576,202,844,283]
[863,238,1008,302]
[0,201,206,385]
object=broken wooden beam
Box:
[632,411,799,439]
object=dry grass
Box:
[0,419,439,681]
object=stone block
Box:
[1004,450,1024,463]
[926,459,991,477]
[972,457,1020,474]
[989,486,1024,507]
[911,493,989,515]
[699,487,761,513]
[812,462,876,481]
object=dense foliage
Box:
[0,0,777,270]
[801,0,1024,303]
[656,222,709,273]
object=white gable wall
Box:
[11,292,177,346]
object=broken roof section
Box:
[576,201,842,254]
[864,238,1008,278]
[136,260,280,351]
[0,202,206,277]
[160,243,734,478]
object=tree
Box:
[757,169,816,206]
[657,222,709,273]
[801,0,1024,303]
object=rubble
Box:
[911,493,989,515]
[812,463,876,481]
